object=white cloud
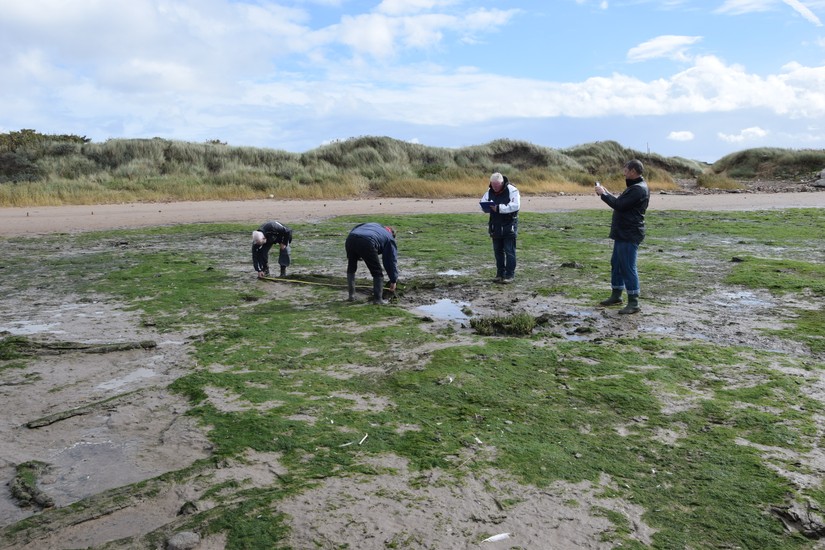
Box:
[716,0,823,24]
[377,0,459,16]
[715,0,775,15]
[782,0,823,25]
[718,126,769,142]
[627,35,702,62]
[668,131,695,141]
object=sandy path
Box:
[2,191,824,236]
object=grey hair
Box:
[490,172,504,184]
[624,159,644,175]
[252,230,265,244]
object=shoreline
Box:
[2,191,825,236]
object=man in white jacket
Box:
[480,172,520,283]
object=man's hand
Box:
[257,271,265,278]
[388,282,397,292]
[595,186,607,196]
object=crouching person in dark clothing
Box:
[345,223,398,304]
[252,221,293,278]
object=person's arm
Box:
[602,185,644,211]
[382,240,399,289]
[496,185,520,214]
[252,244,265,276]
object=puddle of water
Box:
[48,438,139,504]
[713,291,772,308]
[564,309,596,318]
[437,270,466,276]
[96,368,157,390]
[0,321,61,335]
[416,299,470,321]
[641,326,709,340]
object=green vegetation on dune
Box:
[0,129,711,206]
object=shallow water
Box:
[96,367,157,390]
[416,299,470,321]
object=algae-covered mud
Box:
[1,208,824,549]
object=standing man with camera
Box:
[595,159,650,314]
[481,172,520,283]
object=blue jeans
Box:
[611,240,640,296]
[492,236,516,278]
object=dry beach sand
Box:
[2,191,825,236]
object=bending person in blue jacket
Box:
[345,223,398,304]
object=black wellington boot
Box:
[279,266,286,278]
[372,277,387,305]
[619,295,640,314]
[599,288,623,306]
[347,273,356,301]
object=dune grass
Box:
[1,133,692,206]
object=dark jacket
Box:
[348,222,399,283]
[253,221,292,273]
[482,176,520,239]
[601,177,649,244]
[259,221,292,245]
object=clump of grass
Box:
[470,312,536,335]
[697,173,744,190]
[10,461,54,509]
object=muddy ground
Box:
[1,182,824,549]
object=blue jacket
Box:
[348,222,399,283]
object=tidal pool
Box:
[416,299,470,321]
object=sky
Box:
[2,0,825,163]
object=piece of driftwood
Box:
[26,389,141,429]
[2,337,156,357]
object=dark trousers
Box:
[492,236,517,278]
[346,235,383,278]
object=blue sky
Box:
[2,0,825,162]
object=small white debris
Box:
[359,434,369,445]
[482,532,511,543]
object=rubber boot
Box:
[372,277,387,305]
[619,294,640,314]
[279,265,286,278]
[599,288,623,306]
[347,273,356,301]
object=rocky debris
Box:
[772,500,825,539]
[814,169,825,188]
[166,531,201,550]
